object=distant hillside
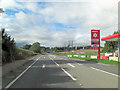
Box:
[16,42,28,47]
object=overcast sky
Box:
[0,0,119,47]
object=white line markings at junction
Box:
[90,67,120,77]
[49,56,77,81]
[67,63,75,67]
[61,68,77,81]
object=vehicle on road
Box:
[105,52,113,57]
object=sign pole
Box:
[98,30,100,59]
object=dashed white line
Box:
[77,63,83,66]
[42,64,45,68]
[67,63,75,68]
[97,63,110,66]
[90,67,120,77]
[5,56,41,88]
[61,68,76,81]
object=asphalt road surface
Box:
[5,54,119,88]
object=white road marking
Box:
[49,56,76,81]
[44,57,45,59]
[97,63,110,66]
[5,56,41,88]
[67,63,75,68]
[42,64,45,68]
[90,67,120,77]
[32,66,41,68]
[54,62,60,66]
[49,56,76,80]
[77,63,83,66]
[80,84,82,86]
[61,68,76,81]
[49,57,60,66]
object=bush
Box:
[14,47,35,60]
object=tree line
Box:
[2,29,41,63]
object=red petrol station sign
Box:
[91,30,100,59]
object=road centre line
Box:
[67,63,75,68]
[61,68,77,81]
[90,67,120,77]
[5,56,41,88]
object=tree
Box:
[29,42,41,53]
[22,44,31,49]
[102,31,119,53]
[2,28,16,63]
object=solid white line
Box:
[49,57,60,66]
[90,67,120,77]
[49,56,76,81]
[5,57,41,88]
[42,64,45,68]
[55,62,60,66]
[61,68,76,81]
[67,63,75,68]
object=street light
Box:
[0,8,4,14]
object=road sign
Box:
[91,30,100,49]
[91,30,100,59]
[118,45,120,48]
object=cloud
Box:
[0,0,119,47]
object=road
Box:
[5,54,119,89]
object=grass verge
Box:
[2,54,41,78]
[53,53,120,65]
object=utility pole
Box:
[75,46,77,50]
[0,8,4,15]
[64,43,65,52]
[68,41,70,54]
[72,41,73,50]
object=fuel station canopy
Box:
[101,33,120,41]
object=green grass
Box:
[31,54,41,60]
[56,53,120,65]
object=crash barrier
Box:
[67,54,119,62]
[73,55,79,57]
[80,55,86,58]
[109,57,118,61]
[67,55,73,57]
[102,56,108,60]
[90,56,98,59]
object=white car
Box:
[105,52,113,57]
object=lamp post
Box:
[0,8,4,14]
